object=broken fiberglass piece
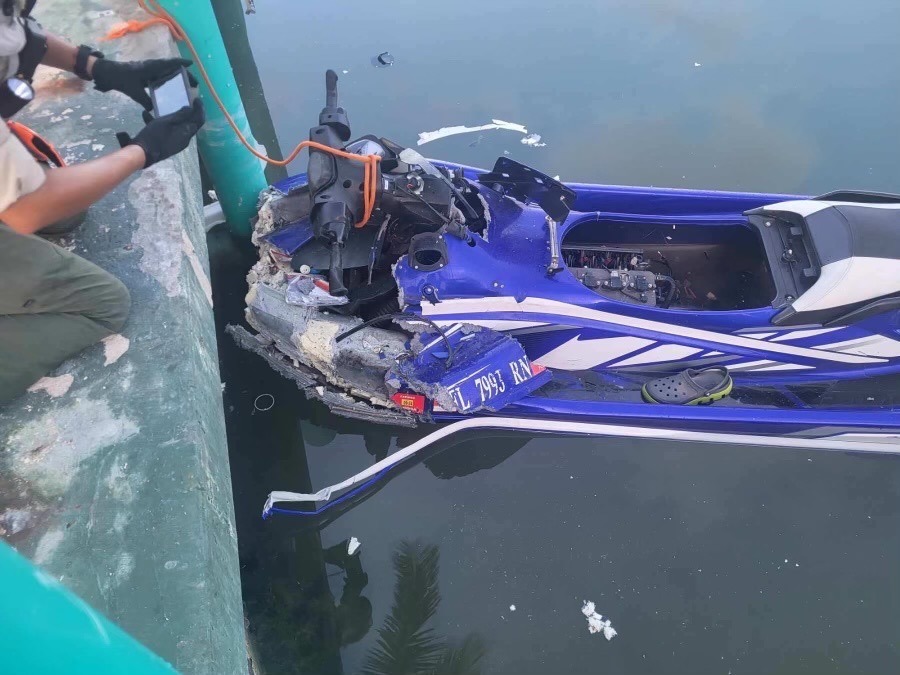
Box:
[385,323,551,413]
[285,275,348,307]
[262,219,315,255]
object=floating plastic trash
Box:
[417,119,528,146]
[372,51,394,68]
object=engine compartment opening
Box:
[562,218,777,310]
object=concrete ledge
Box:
[0,1,244,673]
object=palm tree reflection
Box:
[362,540,486,675]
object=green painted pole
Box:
[210,0,287,185]
[157,0,268,236]
[0,542,180,674]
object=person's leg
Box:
[0,224,130,403]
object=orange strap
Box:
[101,18,174,42]
[109,0,380,227]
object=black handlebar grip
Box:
[328,241,348,296]
[325,69,338,109]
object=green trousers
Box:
[0,224,131,404]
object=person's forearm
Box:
[0,146,146,235]
[42,33,98,78]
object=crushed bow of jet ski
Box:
[228,70,900,443]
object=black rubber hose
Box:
[655,275,676,308]
[328,242,348,296]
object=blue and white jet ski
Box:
[231,71,900,447]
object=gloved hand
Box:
[92,57,197,110]
[117,99,205,168]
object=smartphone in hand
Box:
[149,67,193,118]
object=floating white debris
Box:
[254,393,275,412]
[347,537,361,555]
[342,69,349,74]
[694,62,702,67]
[509,604,516,612]
[417,119,528,146]
[553,175,561,181]
[521,133,546,147]
[581,600,617,640]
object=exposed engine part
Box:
[565,244,682,307]
[563,244,645,270]
[572,267,659,306]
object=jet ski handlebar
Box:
[304,70,475,296]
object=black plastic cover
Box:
[478,157,576,223]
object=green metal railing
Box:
[157,0,268,236]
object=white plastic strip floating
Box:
[417,119,528,146]
[262,417,900,515]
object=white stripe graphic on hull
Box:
[536,336,654,370]
[816,335,900,358]
[610,344,702,368]
[422,297,882,365]
[769,327,843,342]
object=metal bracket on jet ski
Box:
[478,157,575,277]
[546,215,562,275]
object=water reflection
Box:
[325,539,373,646]
[423,434,528,481]
[362,541,485,675]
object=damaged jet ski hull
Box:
[238,172,900,440]
[238,71,900,440]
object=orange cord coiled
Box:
[136,0,380,227]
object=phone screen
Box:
[152,72,191,117]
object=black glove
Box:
[92,57,197,110]
[117,99,205,168]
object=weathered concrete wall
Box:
[0,2,245,673]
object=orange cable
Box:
[136,0,380,227]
